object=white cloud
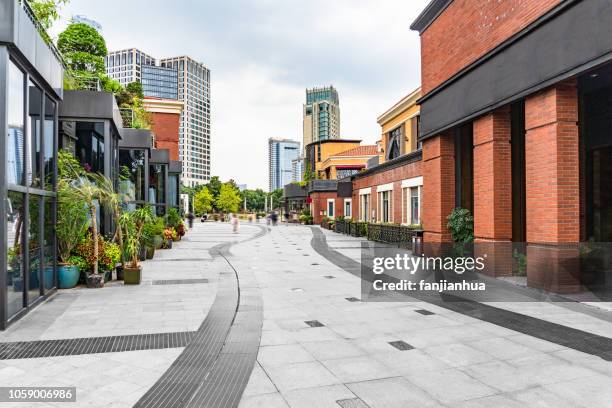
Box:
[50,0,429,189]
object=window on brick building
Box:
[378,189,392,223]
[344,199,352,219]
[359,193,370,222]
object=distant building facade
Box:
[303,86,340,148]
[72,15,102,32]
[105,50,211,186]
[269,138,300,192]
[291,157,303,183]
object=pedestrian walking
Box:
[271,212,278,226]
[231,213,240,233]
[187,212,194,229]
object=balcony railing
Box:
[18,0,66,68]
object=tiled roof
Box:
[332,145,378,157]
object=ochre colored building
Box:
[349,89,423,225]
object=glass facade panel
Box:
[42,198,55,290]
[74,122,105,173]
[28,195,42,304]
[7,61,25,186]
[6,192,25,317]
[28,81,42,188]
[168,174,179,207]
[119,149,146,204]
[149,164,166,217]
[44,96,56,190]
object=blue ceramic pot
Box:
[58,265,80,289]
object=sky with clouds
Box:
[50,0,429,190]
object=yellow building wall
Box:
[313,142,361,174]
[379,103,420,164]
[320,156,372,179]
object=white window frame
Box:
[377,189,393,223]
[401,177,423,225]
[344,198,352,219]
[359,189,371,222]
[327,198,335,218]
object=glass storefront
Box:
[119,149,146,209]
[4,58,58,324]
[149,164,167,216]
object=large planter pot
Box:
[146,246,155,260]
[165,239,173,249]
[86,273,105,288]
[43,266,54,289]
[139,247,147,262]
[153,235,164,250]
[103,270,112,283]
[124,266,142,285]
[116,265,124,281]
[58,265,80,289]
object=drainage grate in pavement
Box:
[388,340,414,351]
[323,275,336,279]
[152,279,209,285]
[311,263,320,266]
[305,320,325,328]
[0,331,195,360]
[336,397,370,408]
[291,288,304,292]
[415,309,435,315]
[345,297,360,302]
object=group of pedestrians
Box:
[185,211,283,234]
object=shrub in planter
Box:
[56,180,89,288]
[176,222,186,238]
[446,208,474,243]
[164,228,178,243]
[119,205,154,285]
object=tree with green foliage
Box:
[206,176,223,199]
[215,183,242,214]
[270,188,283,211]
[241,189,266,212]
[194,187,214,215]
[29,0,69,43]
[58,23,107,74]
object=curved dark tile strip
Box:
[134,225,266,408]
[310,227,612,361]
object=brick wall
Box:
[524,79,579,243]
[310,192,344,224]
[351,160,422,223]
[473,106,512,241]
[422,133,455,242]
[150,112,180,161]
[420,0,561,94]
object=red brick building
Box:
[143,97,183,161]
[411,0,612,285]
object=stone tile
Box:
[243,363,278,397]
[542,374,612,408]
[347,377,443,408]
[300,339,366,361]
[453,395,525,408]
[422,343,496,367]
[469,336,542,360]
[373,349,450,375]
[239,392,290,408]
[405,368,497,404]
[459,360,540,392]
[258,344,315,368]
[282,384,356,408]
[510,386,588,408]
[321,356,394,383]
[264,361,340,392]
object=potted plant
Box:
[163,228,176,248]
[120,205,154,284]
[100,240,121,282]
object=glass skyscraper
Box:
[269,138,300,192]
[303,86,340,148]
[141,65,178,99]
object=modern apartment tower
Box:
[269,138,300,192]
[303,86,340,147]
[105,48,156,87]
[105,50,211,186]
[160,56,211,186]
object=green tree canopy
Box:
[215,183,242,214]
[30,0,69,31]
[57,22,108,80]
[270,188,283,210]
[194,187,214,215]
[241,189,266,212]
[207,176,223,199]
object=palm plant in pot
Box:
[56,180,89,288]
[70,176,104,288]
[120,205,154,284]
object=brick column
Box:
[422,132,455,243]
[524,79,580,293]
[473,107,513,276]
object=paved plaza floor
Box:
[1,222,611,407]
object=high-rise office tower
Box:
[291,157,303,183]
[105,49,156,87]
[72,15,103,32]
[269,138,300,192]
[303,86,340,148]
[105,50,211,186]
[160,56,211,186]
